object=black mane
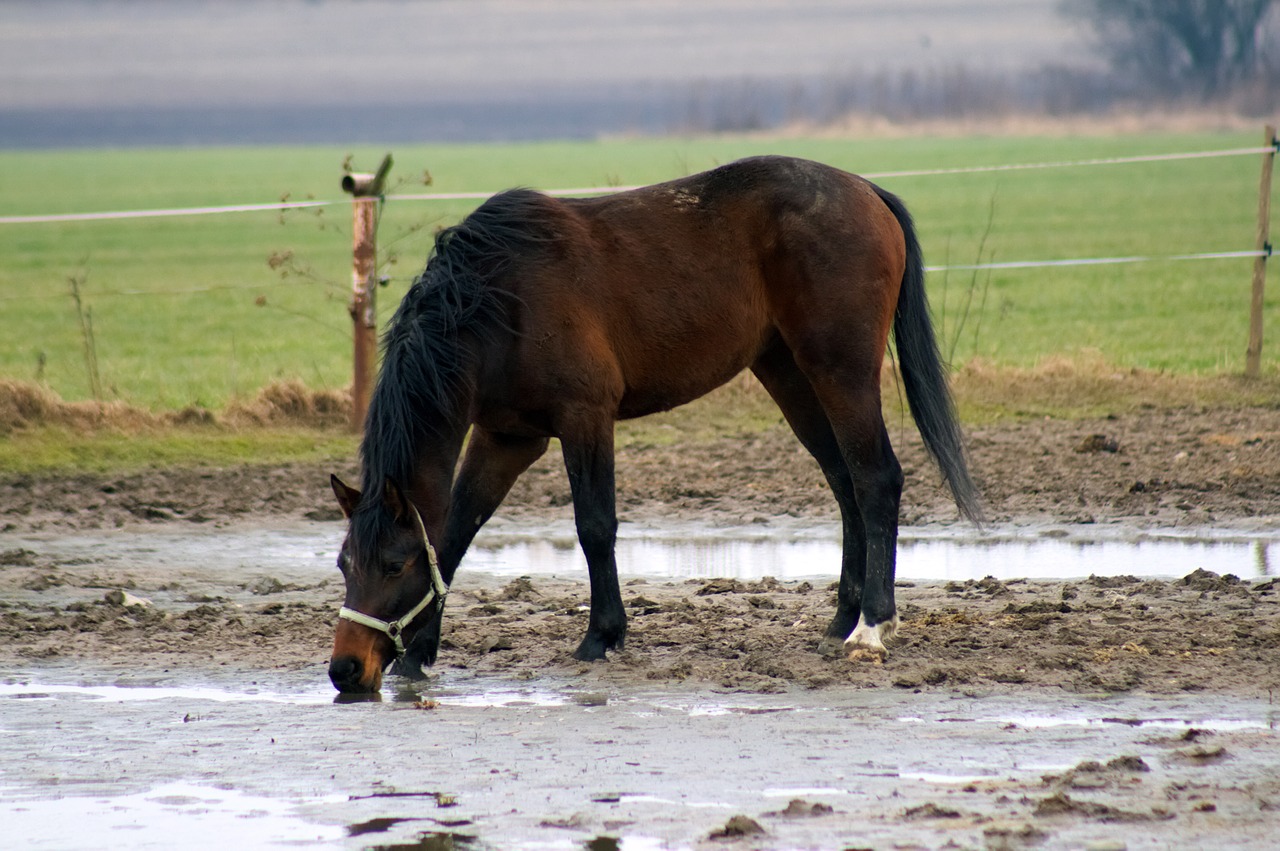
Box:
[350,189,558,555]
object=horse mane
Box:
[351,189,558,555]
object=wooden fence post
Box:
[1245,125,1276,378]
[341,154,393,431]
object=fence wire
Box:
[0,141,1271,291]
[2,143,1274,226]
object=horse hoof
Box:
[817,635,846,657]
[573,632,624,662]
[573,645,608,662]
[842,613,898,664]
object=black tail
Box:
[875,186,983,524]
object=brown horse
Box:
[327,155,981,693]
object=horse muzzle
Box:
[328,654,382,694]
[329,619,389,693]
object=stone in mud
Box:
[1106,755,1150,773]
[709,815,765,839]
[770,799,834,818]
[696,578,744,596]
[902,802,963,820]
[499,577,538,600]
[1076,434,1120,453]
[248,577,287,595]
[477,635,514,653]
[103,589,152,608]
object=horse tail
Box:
[875,185,983,524]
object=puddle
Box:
[4,781,345,848]
[899,771,998,785]
[993,714,1277,732]
[0,681,333,706]
[762,786,848,798]
[427,688,571,709]
[469,533,1275,581]
[3,668,1276,850]
[9,522,1276,583]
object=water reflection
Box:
[2,782,345,847]
[466,534,1271,582]
[10,522,1275,585]
[1256,541,1272,577]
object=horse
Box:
[327,155,981,693]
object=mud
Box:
[4,668,1278,849]
[2,549,1278,698]
[3,403,1279,694]
[6,405,1280,535]
[3,402,1280,846]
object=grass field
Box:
[1,131,1276,412]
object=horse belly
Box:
[613,300,768,419]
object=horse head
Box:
[327,474,447,693]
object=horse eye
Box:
[382,560,405,577]
[336,552,349,573]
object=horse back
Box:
[480,157,905,424]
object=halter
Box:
[337,506,448,660]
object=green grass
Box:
[1,131,1276,410]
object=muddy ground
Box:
[3,403,1279,694]
[3,400,1280,847]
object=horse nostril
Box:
[328,656,362,689]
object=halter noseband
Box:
[337,506,448,660]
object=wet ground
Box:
[4,398,1280,846]
[3,521,1280,848]
[4,662,1279,850]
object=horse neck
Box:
[359,383,472,546]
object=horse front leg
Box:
[396,428,549,674]
[560,422,626,661]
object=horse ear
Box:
[330,474,361,519]
[382,477,413,524]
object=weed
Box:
[66,268,102,404]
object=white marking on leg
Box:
[844,613,899,660]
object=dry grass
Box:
[222,381,350,429]
[0,380,352,436]
[3,355,1277,443]
[946,353,1280,420]
[0,380,157,435]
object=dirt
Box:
[2,549,1278,699]
[3,402,1280,697]
[4,398,1280,848]
[7,401,1280,534]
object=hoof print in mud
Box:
[845,645,887,665]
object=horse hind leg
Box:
[824,394,903,661]
[779,330,904,660]
[558,415,626,661]
[751,342,869,655]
